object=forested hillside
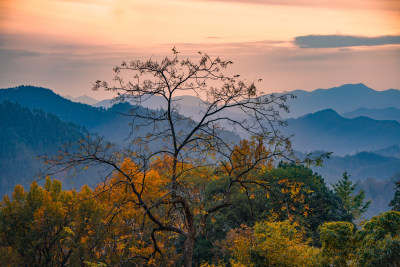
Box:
[0,85,150,143]
[0,86,239,145]
[0,86,106,128]
[0,101,85,194]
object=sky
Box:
[0,0,399,99]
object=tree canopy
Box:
[42,49,305,266]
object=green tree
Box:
[319,221,355,266]
[221,221,320,267]
[355,211,400,266]
[389,180,400,212]
[260,163,351,244]
[192,164,349,264]
[333,172,371,220]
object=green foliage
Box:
[193,164,350,264]
[221,221,320,267]
[319,221,355,266]
[333,172,371,220]
[259,163,351,245]
[0,178,110,266]
[1,174,399,266]
[355,211,400,266]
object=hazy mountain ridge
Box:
[94,94,246,126]
[312,151,400,184]
[4,85,399,157]
[93,83,400,123]
[342,107,400,123]
[0,85,160,144]
[4,85,400,157]
[0,101,88,194]
[283,109,400,156]
[2,84,400,217]
[64,94,99,105]
[285,83,400,118]
[372,145,400,159]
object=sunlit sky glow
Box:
[0,0,399,98]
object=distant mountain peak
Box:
[64,94,99,105]
[9,85,54,93]
[335,83,372,90]
[314,83,374,93]
[302,108,340,119]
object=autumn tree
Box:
[0,179,110,266]
[43,49,304,266]
[220,221,320,266]
[0,177,181,266]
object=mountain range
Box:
[342,107,400,123]
[283,109,400,156]
[285,83,400,118]
[0,85,160,144]
[94,84,400,120]
[1,84,400,217]
[313,151,400,184]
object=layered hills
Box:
[0,85,161,144]
[1,84,400,217]
[283,109,400,156]
[286,83,400,118]
[342,107,400,123]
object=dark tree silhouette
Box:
[43,49,311,266]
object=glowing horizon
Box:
[0,0,399,98]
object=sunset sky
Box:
[0,0,399,99]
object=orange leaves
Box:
[277,179,305,203]
[224,137,273,181]
[219,224,256,266]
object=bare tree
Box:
[44,49,300,266]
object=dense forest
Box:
[0,101,86,193]
[1,164,399,266]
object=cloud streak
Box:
[1,37,399,98]
[295,35,400,48]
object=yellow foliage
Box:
[224,137,274,179]
[222,221,321,267]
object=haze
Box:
[0,0,399,98]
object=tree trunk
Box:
[183,235,195,267]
